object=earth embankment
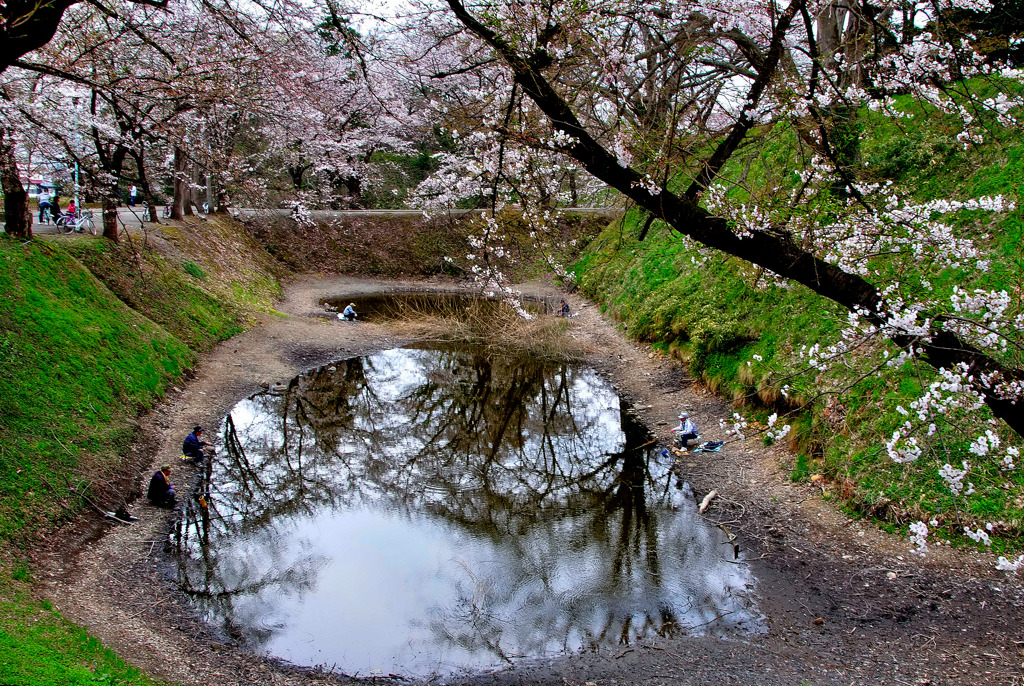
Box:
[39,274,1024,686]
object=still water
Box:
[175,345,760,677]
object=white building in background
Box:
[25,176,58,198]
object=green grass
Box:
[0,571,165,686]
[182,261,205,280]
[0,238,194,543]
[0,215,285,685]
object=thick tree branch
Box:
[1,0,168,73]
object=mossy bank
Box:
[0,215,283,686]
[572,108,1024,556]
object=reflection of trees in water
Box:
[176,346,755,663]
[422,407,746,659]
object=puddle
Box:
[322,291,557,321]
[174,345,761,678]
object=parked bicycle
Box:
[140,201,152,222]
[55,210,96,235]
[161,203,172,218]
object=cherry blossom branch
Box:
[442,0,1024,439]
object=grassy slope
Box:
[0,216,284,685]
[573,104,1024,552]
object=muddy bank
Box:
[38,276,1024,686]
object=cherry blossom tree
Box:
[391,0,1024,559]
[3,0,407,232]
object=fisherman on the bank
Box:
[671,410,699,448]
[147,465,176,508]
[340,302,357,321]
[182,425,213,462]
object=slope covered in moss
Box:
[573,105,1024,552]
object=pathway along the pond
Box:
[37,276,1024,686]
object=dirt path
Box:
[39,275,1024,686]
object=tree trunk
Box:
[101,195,119,240]
[205,170,213,214]
[172,146,187,220]
[101,148,127,241]
[1,0,78,75]
[215,174,230,214]
[190,164,204,214]
[132,148,159,225]
[0,128,32,239]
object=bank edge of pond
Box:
[40,276,1024,686]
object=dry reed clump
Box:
[386,298,586,361]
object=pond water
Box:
[174,345,761,678]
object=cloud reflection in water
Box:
[175,345,761,677]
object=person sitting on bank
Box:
[341,302,357,321]
[671,410,699,448]
[559,299,571,317]
[147,465,176,508]
[182,425,213,462]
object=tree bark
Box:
[1,0,77,74]
[0,129,32,239]
[215,175,230,214]
[205,170,213,214]
[2,0,169,74]
[101,196,119,240]
[99,145,126,241]
[131,148,160,225]
[171,146,187,220]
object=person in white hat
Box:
[671,410,699,448]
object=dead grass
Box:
[386,304,588,361]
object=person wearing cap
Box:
[147,465,176,508]
[671,411,699,448]
[182,425,213,462]
[341,302,357,321]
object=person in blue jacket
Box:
[341,302,357,321]
[182,425,213,462]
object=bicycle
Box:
[55,210,96,235]
[161,203,172,218]
[140,202,152,222]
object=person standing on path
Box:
[129,184,137,207]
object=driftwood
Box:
[698,489,718,514]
